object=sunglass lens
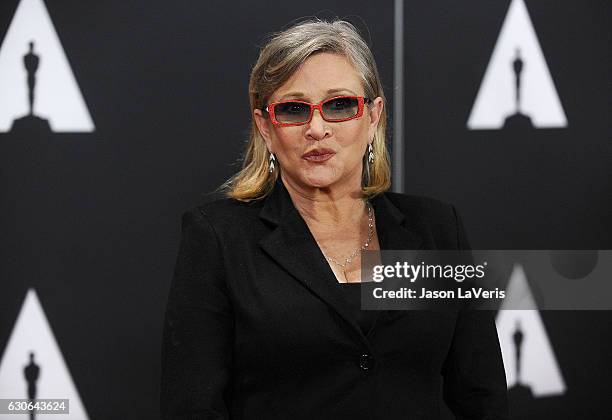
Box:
[322,97,359,120]
[274,102,311,124]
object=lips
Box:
[302,148,336,159]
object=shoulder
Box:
[379,191,470,250]
[179,195,264,233]
[382,191,459,227]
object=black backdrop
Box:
[0,1,610,418]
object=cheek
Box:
[337,126,368,157]
[274,130,303,159]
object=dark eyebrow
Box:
[277,88,359,102]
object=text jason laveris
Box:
[372,287,506,299]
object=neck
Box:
[281,174,366,228]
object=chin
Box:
[301,176,338,189]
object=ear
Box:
[367,97,384,141]
[253,109,274,151]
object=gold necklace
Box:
[324,201,374,283]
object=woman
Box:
[161,19,508,419]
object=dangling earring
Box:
[268,152,276,173]
[367,143,374,165]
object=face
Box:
[254,52,384,194]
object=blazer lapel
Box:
[370,192,424,252]
[258,178,424,349]
[367,192,425,329]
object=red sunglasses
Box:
[264,96,371,127]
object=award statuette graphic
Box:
[25,41,39,116]
[24,352,40,420]
[0,0,95,132]
[503,48,534,129]
[509,320,534,399]
[513,321,523,384]
[467,0,567,129]
[513,49,523,112]
[0,289,90,419]
[10,41,51,133]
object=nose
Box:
[305,108,331,141]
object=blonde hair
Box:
[217,18,391,202]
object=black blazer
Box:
[161,179,509,419]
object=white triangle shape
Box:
[0,0,95,132]
[496,264,566,397]
[467,0,567,129]
[0,289,89,419]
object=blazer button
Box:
[359,354,374,371]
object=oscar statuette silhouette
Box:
[503,48,534,129]
[10,41,51,133]
[24,352,40,420]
